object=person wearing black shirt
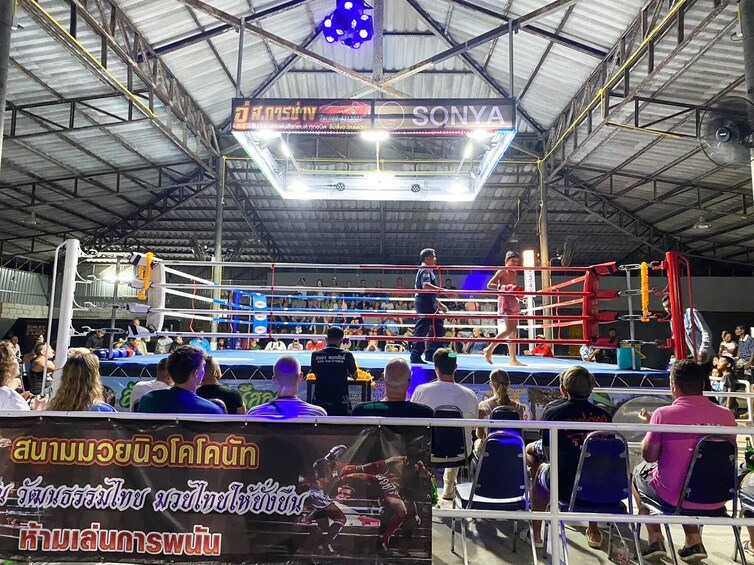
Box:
[353,358,433,418]
[196,356,246,414]
[310,326,357,415]
[410,248,450,364]
[529,366,611,549]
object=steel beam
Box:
[405,0,544,133]
[19,0,220,166]
[446,0,606,58]
[175,0,409,99]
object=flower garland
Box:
[640,261,651,322]
[137,252,154,301]
[306,363,375,387]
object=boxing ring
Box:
[41,240,712,413]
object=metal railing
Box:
[3,411,754,563]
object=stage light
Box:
[280,141,292,158]
[337,0,365,11]
[289,180,309,192]
[335,182,346,191]
[360,129,389,142]
[462,141,473,160]
[410,183,421,193]
[447,182,467,194]
[355,14,373,40]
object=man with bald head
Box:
[247,356,327,418]
[352,358,433,418]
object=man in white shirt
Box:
[130,357,173,411]
[265,338,286,351]
[247,356,327,418]
[410,348,477,500]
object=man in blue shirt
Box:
[661,295,712,363]
[410,248,449,364]
[137,345,223,415]
[736,324,754,378]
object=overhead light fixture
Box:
[255,129,281,140]
[467,130,495,140]
[509,232,520,243]
[360,129,390,142]
[462,141,474,160]
[410,183,421,193]
[289,180,309,192]
[447,182,467,195]
[280,141,292,158]
[693,216,711,230]
[335,182,346,191]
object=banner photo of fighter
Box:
[0,416,432,563]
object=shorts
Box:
[307,488,335,511]
[632,461,671,509]
[497,295,521,317]
[537,463,551,492]
[530,439,547,463]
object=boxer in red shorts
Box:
[483,250,525,366]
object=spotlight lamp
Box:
[410,184,421,193]
[335,182,346,192]
[323,1,373,49]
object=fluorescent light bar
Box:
[360,129,390,142]
[255,129,281,140]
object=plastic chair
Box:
[452,431,537,565]
[736,490,754,564]
[431,405,468,470]
[543,432,643,564]
[639,436,745,565]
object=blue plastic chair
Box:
[431,405,469,470]
[452,431,537,565]
[639,436,744,565]
[543,432,643,564]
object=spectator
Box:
[248,338,262,350]
[125,338,145,356]
[137,346,222,415]
[130,357,173,412]
[288,338,304,351]
[310,327,357,416]
[197,356,245,414]
[85,329,106,350]
[475,369,528,450]
[410,348,477,501]
[247,356,326,417]
[524,334,554,357]
[306,338,325,351]
[27,344,54,395]
[364,327,382,352]
[169,336,184,353]
[395,277,406,290]
[7,336,20,365]
[463,327,487,354]
[48,353,115,412]
[265,338,286,351]
[189,333,210,352]
[632,359,736,561]
[736,324,754,377]
[579,343,600,362]
[661,295,712,363]
[530,366,610,549]
[719,330,738,358]
[736,473,754,559]
[718,355,737,413]
[155,334,173,354]
[0,341,44,410]
[353,358,432,417]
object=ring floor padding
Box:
[99,350,669,389]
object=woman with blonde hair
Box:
[48,353,115,412]
[475,368,528,450]
[0,341,45,410]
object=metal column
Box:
[0,1,15,167]
[741,0,754,198]
[539,163,552,340]
[210,159,224,346]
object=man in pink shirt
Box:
[632,359,736,562]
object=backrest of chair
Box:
[432,405,466,459]
[490,406,521,421]
[678,435,736,511]
[569,432,630,509]
[470,431,528,507]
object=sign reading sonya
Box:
[232,98,515,134]
[0,416,431,563]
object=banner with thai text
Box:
[231,98,515,134]
[0,416,432,563]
